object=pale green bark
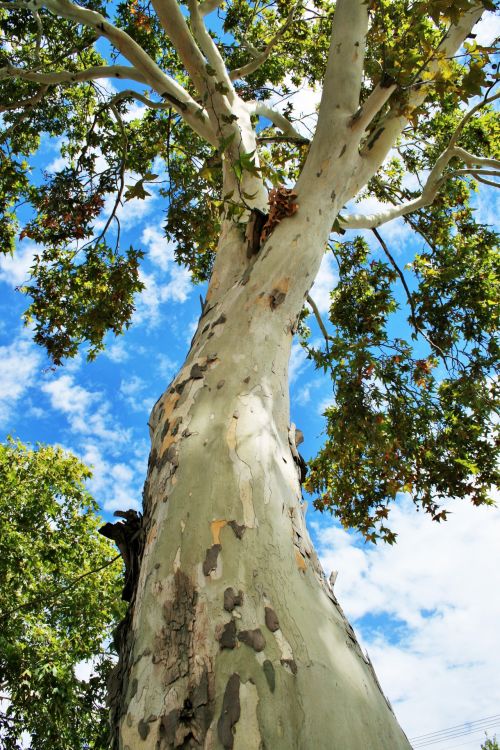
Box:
[112,217,412,749]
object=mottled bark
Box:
[110,202,412,749]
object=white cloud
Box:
[141,225,175,271]
[0,333,42,427]
[119,375,154,413]
[314,497,500,738]
[163,265,192,303]
[79,441,141,514]
[309,251,338,313]
[103,338,129,363]
[157,353,178,381]
[41,374,130,443]
[289,341,308,383]
[0,242,37,287]
[472,11,500,46]
[134,265,193,326]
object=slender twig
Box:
[371,228,462,371]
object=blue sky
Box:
[1,8,500,748]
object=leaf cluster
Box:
[0,438,125,750]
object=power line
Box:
[413,724,500,748]
[410,715,500,748]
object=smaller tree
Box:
[0,438,125,750]
[482,736,500,750]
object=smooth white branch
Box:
[341,146,500,229]
[354,2,486,191]
[248,101,306,140]
[13,0,216,144]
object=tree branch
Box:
[306,293,331,356]
[199,0,223,16]
[13,0,216,144]
[0,83,48,112]
[341,143,500,230]
[316,0,369,124]
[249,101,306,140]
[0,63,147,87]
[349,82,397,134]
[187,0,235,104]
[149,0,209,99]
[355,3,485,188]
[229,0,303,81]
[0,554,121,622]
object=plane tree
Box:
[0,0,499,747]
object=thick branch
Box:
[350,82,397,134]
[16,0,216,144]
[316,0,369,123]
[341,147,500,229]
[188,0,235,104]
[150,0,208,99]
[229,0,303,81]
[199,0,222,16]
[355,3,485,189]
[0,63,147,87]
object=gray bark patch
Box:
[219,619,237,649]
[202,544,222,576]
[264,606,280,632]
[263,660,275,692]
[238,628,266,652]
[223,587,243,612]
[217,673,241,749]
[228,520,246,539]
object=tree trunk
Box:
[110,206,412,749]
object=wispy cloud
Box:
[41,374,130,444]
[0,332,42,427]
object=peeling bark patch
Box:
[160,420,170,442]
[159,665,214,748]
[202,544,221,576]
[212,313,227,328]
[217,674,241,749]
[280,658,298,675]
[210,519,227,545]
[270,289,286,309]
[238,628,266,652]
[264,606,280,632]
[138,719,150,740]
[190,363,205,379]
[263,660,275,692]
[224,587,243,612]
[295,548,307,572]
[228,520,246,539]
[218,619,237,649]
